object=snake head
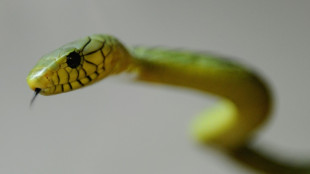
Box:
[27,48,63,95]
[27,34,113,96]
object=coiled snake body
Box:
[28,34,308,173]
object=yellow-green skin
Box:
[28,34,287,172]
[27,34,271,148]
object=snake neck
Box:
[125,46,272,149]
[101,37,132,76]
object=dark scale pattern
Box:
[77,80,84,86]
[84,40,106,56]
[86,76,92,81]
[68,83,72,90]
[52,36,114,93]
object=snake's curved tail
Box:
[128,46,310,173]
[129,46,271,148]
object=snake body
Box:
[29,34,300,173]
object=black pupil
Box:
[67,51,81,68]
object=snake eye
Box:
[66,51,81,68]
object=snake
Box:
[27,34,309,173]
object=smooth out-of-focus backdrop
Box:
[0,0,309,173]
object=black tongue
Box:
[30,88,41,107]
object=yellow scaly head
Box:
[27,34,128,96]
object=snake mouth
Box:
[30,88,41,106]
[39,84,73,95]
[40,77,95,95]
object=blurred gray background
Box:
[0,0,309,173]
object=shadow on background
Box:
[227,144,310,174]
